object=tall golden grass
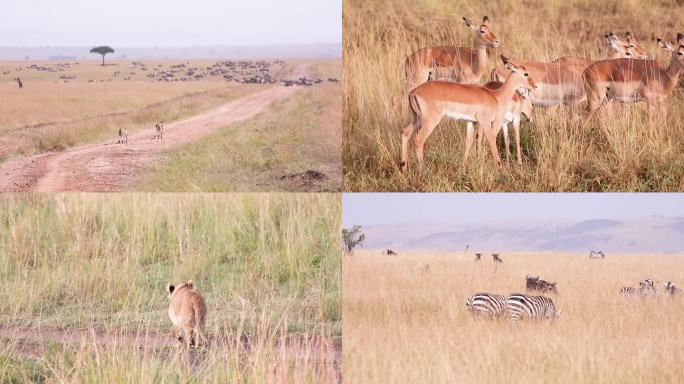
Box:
[343,250,684,383]
[0,193,340,383]
[343,0,684,191]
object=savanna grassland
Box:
[0,193,341,383]
[135,60,342,192]
[343,0,684,191]
[343,249,684,383]
[0,59,278,160]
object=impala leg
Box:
[582,79,606,129]
[502,121,510,163]
[463,122,476,165]
[414,117,439,172]
[472,122,482,156]
[484,119,502,167]
[514,116,522,166]
[400,121,417,172]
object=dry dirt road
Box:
[0,325,341,381]
[0,85,300,192]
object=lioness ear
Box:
[463,17,474,29]
[187,280,194,289]
[168,284,175,294]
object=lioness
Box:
[155,121,164,139]
[117,128,128,144]
[167,280,207,348]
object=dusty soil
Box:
[0,84,305,192]
[0,325,341,381]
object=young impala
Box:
[491,32,648,109]
[404,16,500,91]
[480,81,533,165]
[400,55,536,172]
[582,33,684,127]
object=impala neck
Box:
[472,44,488,78]
[607,48,622,59]
[664,52,682,91]
[491,73,521,107]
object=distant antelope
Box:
[385,249,397,256]
[155,121,165,139]
[474,253,482,262]
[117,128,128,144]
[582,33,684,127]
[423,264,431,272]
[507,293,561,322]
[466,292,508,319]
[405,16,500,90]
[492,253,503,263]
[665,282,680,297]
[15,77,23,88]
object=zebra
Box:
[155,121,164,139]
[466,293,508,319]
[589,250,605,259]
[665,282,680,297]
[507,293,560,322]
[117,128,128,144]
[474,253,482,262]
[620,279,658,297]
[492,253,503,263]
[385,249,397,256]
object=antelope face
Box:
[624,32,649,59]
[605,32,648,59]
[464,16,500,48]
[656,34,684,67]
[502,57,537,91]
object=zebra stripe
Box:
[466,293,508,319]
[507,293,560,322]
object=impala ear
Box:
[187,280,194,289]
[658,38,674,51]
[168,284,175,295]
[677,33,684,44]
[482,16,490,26]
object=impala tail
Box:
[408,93,422,132]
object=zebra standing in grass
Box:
[466,293,508,319]
[620,279,658,297]
[507,293,560,322]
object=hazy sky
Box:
[0,0,341,47]
[342,193,684,227]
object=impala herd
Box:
[399,16,682,172]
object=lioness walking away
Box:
[117,128,128,144]
[155,121,164,139]
[167,280,207,348]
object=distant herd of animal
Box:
[116,120,164,145]
[398,15,684,171]
[381,248,680,323]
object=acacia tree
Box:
[342,225,365,255]
[90,46,115,66]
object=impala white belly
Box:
[608,81,642,103]
[444,111,476,122]
[532,83,582,106]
